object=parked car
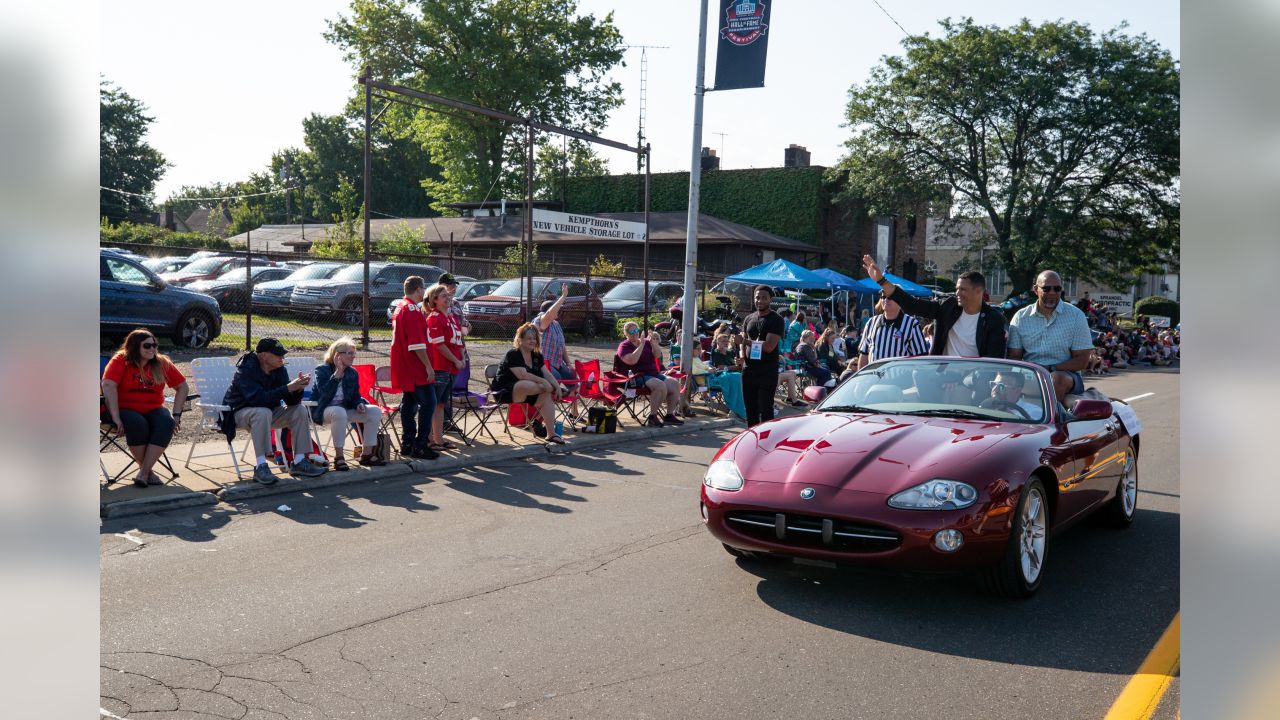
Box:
[589,277,621,296]
[701,356,1140,597]
[600,280,684,323]
[385,278,504,324]
[464,276,604,337]
[100,249,223,348]
[187,265,291,311]
[142,256,191,275]
[160,255,247,287]
[252,262,347,314]
[102,247,148,262]
[291,261,445,326]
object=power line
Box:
[870,0,910,37]
[101,185,298,201]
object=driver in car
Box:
[980,371,1043,421]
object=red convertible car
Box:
[700,356,1140,597]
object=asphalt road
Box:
[101,369,1179,719]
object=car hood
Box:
[469,294,523,304]
[293,279,358,291]
[729,411,1042,495]
[160,271,207,283]
[602,299,646,312]
[255,279,300,291]
[189,279,243,291]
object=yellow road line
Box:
[1104,612,1180,720]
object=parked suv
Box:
[464,277,604,338]
[187,265,291,311]
[600,280,684,323]
[290,262,445,326]
[100,250,223,348]
[252,261,346,314]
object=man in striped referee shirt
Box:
[854,295,930,371]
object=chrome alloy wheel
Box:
[1019,486,1047,584]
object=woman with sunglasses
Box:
[311,337,385,470]
[101,329,189,487]
[492,323,565,444]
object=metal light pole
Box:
[678,0,711,379]
[361,67,373,349]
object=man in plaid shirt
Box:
[1008,270,1095,403]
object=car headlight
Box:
[887,479,978,510]
[500,307,521,315]
[703,459,744,492]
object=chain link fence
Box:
[102,240,726,357]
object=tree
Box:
[325,0,626,212]
[227,201,266,236]
[100,79,168,223]
[837,19,1179,295]
[495,241,551,279]
[535,137,608,202]
[589,253,623,278]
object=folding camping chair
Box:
[183,356,248,480]
[545,360,583,427]
[449,362,493,446]
[573,359,628,428]
[371,365,402,451]
[477,364,541,444]
[99,355,181,486]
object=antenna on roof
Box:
[624,44,670,172]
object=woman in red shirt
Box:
[425,284,465,452]
[101,328,190,487]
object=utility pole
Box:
[712,131,728,162]
[624,44,669,172]
[679,0,710,381]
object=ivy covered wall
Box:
[565,167,828,245]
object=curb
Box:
[100,491,218,519]
[104,416,740,517]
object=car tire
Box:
[982,477,1048,598]
[339,299,363,327]
[175,310,214,349]
[582,313,599,339]
[1097,446,1138,529]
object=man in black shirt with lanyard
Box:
[739,285,787,426]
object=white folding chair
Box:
[183,357,246,480]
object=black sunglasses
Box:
[141,342,158,349]
[1038,285,1063,293]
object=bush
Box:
[613,312,667,340]
[589,254,624,278]
[1133,296,1179,325]
[99,219,233,251]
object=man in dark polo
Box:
[739,285,786,426]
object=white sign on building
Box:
[531,210,647,241]
[1093,291,1135,316]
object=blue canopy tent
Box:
[883,272,933,298]
[724,259,833,290]
[812,268,877,294]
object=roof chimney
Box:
[700,147,720,172]
[784,144,810,168]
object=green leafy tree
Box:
[325,0,626,212]
[837,19,1180,295]
[373,221,430,261]
[227,201,266,236]
[534,137,608,202]
[589,253,623,278]
[100,79,169,223]
[312,175,365,259]
[495,240,551,279]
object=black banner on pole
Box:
[712,0,773,91]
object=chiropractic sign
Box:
[1093,291,1135,317]
[532,210,647,241]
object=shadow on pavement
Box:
[741,507,1179,674]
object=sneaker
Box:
[662,413,685,426]
[531,421,548,438]
[645,415,663,428]
[253,463,278,485]
[289,458,327,478]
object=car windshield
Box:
[287,264,340,281]
[816,358,1050,423]
[143,258,178,271]
[217,268,249,281]
[181,257,229,273]
[603,282,646,301]
[331,264,372,281]
[489,278,548,297]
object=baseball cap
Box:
[255,338,288,356]
[539,300,555,314]
[438,273,457,286]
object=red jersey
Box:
[103,354,185,413]
[390,297,432,391]
[426,309,465,373]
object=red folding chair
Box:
[371,365,402,451]
[545,360,583,426]
[574,359,628,426]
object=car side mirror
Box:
[1069,399,1113,422]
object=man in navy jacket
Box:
[219,338,326,484]
[861,255,1006,359]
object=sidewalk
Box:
[100,410,740,519]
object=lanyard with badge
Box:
[748,316,764,361]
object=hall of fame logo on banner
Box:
[722,0,768,46]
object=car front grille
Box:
[726,510,901,553]
[468,305,503,315]
[293,287,334,297]
[256,288,290,298]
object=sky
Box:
[100,0,1180,205]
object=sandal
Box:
[547,435,567,445]
[359,453,387,467]
[334,456,349,471]
[439,440,459,451]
